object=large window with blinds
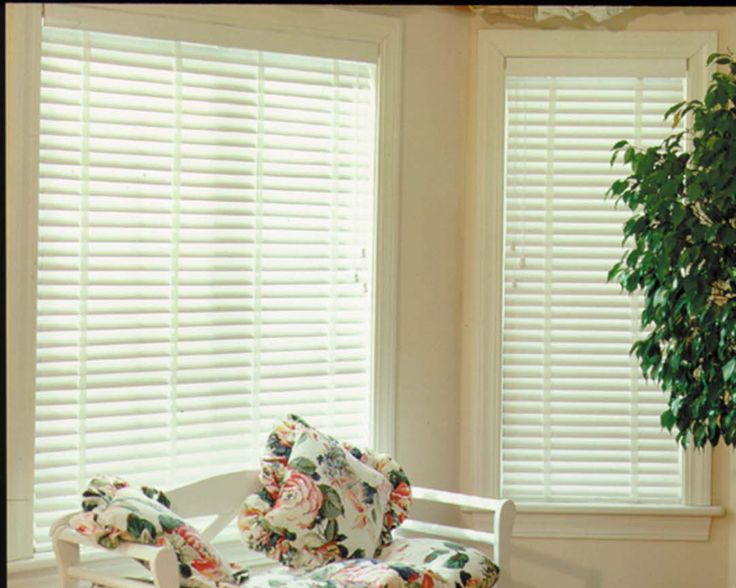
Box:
[500,59,687,504]
[34,22,380,553]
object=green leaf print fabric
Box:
[243,537,499,588]
[238,416,395,570]
[69,476,248,588]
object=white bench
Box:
[50,470,515,588]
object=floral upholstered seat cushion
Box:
[70,476,247,588]
[379,537,499,587]
[243,559,449,588]
[243,538,499,588]
[239,419,394,570]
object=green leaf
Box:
[423,549,449,564]
[607,262,622,282]
[324,518,338,542]
[99,533,121,549]
[159,514,183,532]
[653,286,667,308]
[723,358,736,382]
[610,179,628,196]
[671,396,683,417]
[126,513,157,543]
[664,101,686,120]
[289,457,317,477]
[140,486,172,509]
[672,203,686,227]
[661,409,676,431]
[318,485,344,520]
[179,563,192,578]
[695,424,707,447]
[723,226,736,246]
[661,178,680,198]
[444,552,470,569]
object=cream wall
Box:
[498,447,733,588]
[339,5,474,492]
[365,5,471,492]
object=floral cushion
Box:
[239,418,394,570]
[342,443,412,553]
[70,476,247,588]
[239,415,412,560]
[380,537,499,587]
[243,538,499,588]
[244,559,449,587]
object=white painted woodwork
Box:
[50,469,517,588]
[9,2,401,562]
[467,29,721,539]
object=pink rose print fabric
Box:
[243,537,500,587]
[266,470,324,529]
[65,419,499,588]
[238,415,408,570]
[68,476,247,588]
[379,537,500,587]
[244,558,448,588]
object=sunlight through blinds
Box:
[501,66,687,504]
[34,25,377,553]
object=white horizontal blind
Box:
[501,70,686,504]
[35,25,377,553]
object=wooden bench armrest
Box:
[51,524,179,588]
[412,486,509,512]
[406,486,516,587]
[54,527,169,562]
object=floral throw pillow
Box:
[70,476,248,588]
[241,415,412,555]
[342,443,412,552]
[239,417,395,570]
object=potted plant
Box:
[607,52,736,447]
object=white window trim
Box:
[6,2,402,572]
[464,29,725,541]
[7,1,43,565]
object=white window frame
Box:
[6,2,402,575]
[464,30,724,541]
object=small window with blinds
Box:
[35,25,377,553]
[501,58,687,504]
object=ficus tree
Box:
[607,52,736,448]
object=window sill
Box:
[462,503,725,542]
